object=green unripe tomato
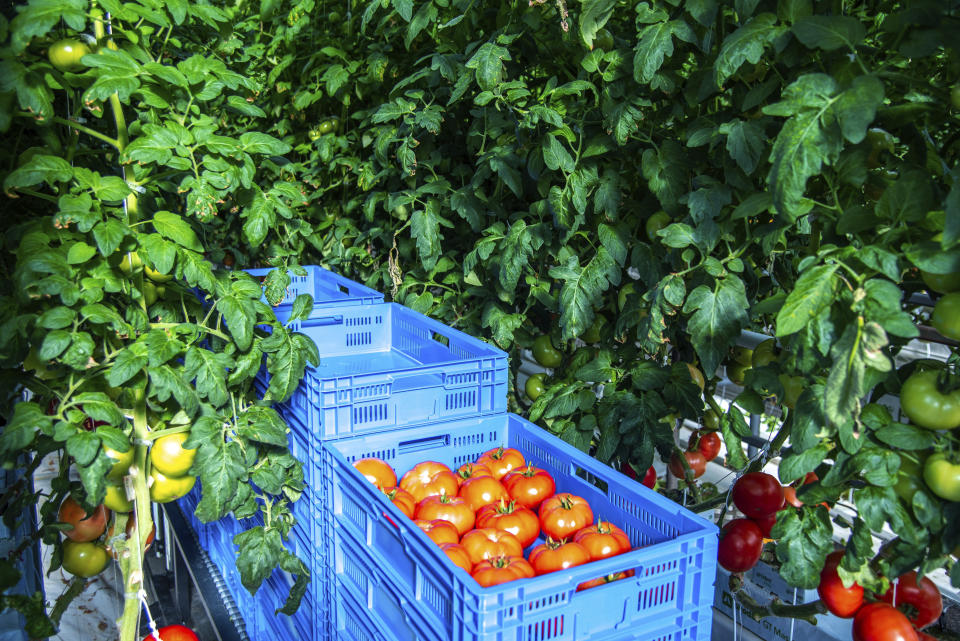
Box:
[143,281,162,306]
[103,483,132,513]
[727,362,750,386]
[149,470,196,503]
[119,251,142,275]
[703,409,720,431]
[751,339,778,367]
[61,541,110,577]
[532,335,563,368]
[900,369,960,430]
[308,127,323,142]
[145,265,172,283]
[921,270,960,294]
[778,375,804,409]
[581,314,605,344]
[645,211,671,242]
[318,117,339,134]
[525,373,547,401]
[923,453,960,501]
[48,39,91,72]
[731,345,753,366]
[931,293,960,341]
[105,446,134,482]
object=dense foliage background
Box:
[2,0,960,637]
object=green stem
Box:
[51,116,120,147]
[732,580,827,624]
[746,412,794,475]
[10,188,58,204]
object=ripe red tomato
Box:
[641,466,657,488]
[879,571,943,629]
[539,493,594,540]
[58,496,109,542]
[529,539,591,575]
[688,431,722,461]
[455,462,492,486]
[576,569,634,591]
[399,461,459,503]
[732,472,785,519]
[502,464,556,510]
[753,512,777,539]
[669,451,706,479]
[413,519,460,545]
[439,543,473,574]
[142,625,199,641]
[458,476,510,512]
[415,495,476,536]
[472,555,536,587]
[475,500,540,548]
[852,602,919,641]
[717,519,763,572]
[573,521,631,561]
[460,528,524,566]
[381,486,416,519]
[354,458,397,489]
[818,551,864,618]
[476,447,525,480]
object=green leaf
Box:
[550,250,618,340]
[906,241,960,275]
[238,132,291,156]
[597,224,626,265]
[152,211,203,252]
[238,406,288,447]
[122,124,178,165]
[0,403,48,457]
[263,331,314,402]
[715,14,783,86]
[732,193,773,220]
[195,440,246,521]
[149,365,199,416]
[481,304,524,348]
[497,220,534,296]
[682,276,749,376]
[141,329,186,367]
[76,451,112,506]
[720,413,748,469]
[74,393,124,426]
[66,431,99,466]
[82,48,141,102]
[66,242,97,265]
[106,343,149,387]
[874,423,936,451]
[410,202,447,272]
[778,443,831,483]
[634,19,696,85]
[575,350,616,383]
[217,295,256,352]
[578,0,616,49]
[718,119,766,175]
[641,140,688,214]
[140,234,178,275]
[3,155,72,191]
[406,1,438,49]
[770,508,834,588]
[776,264,838,336]
[92,219,127,256]
[184,349,233,408]
[832,75,884,144]
[234,526,284,592]
[392,0,413,21]
[39,330,71,360]
[38,306,76,330]
[542,134,575,173]
[465,43,511,91]
[792,15,866,51]
[289,294,313,324]
[9,0,85,53]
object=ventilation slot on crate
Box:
[444,390,476,411]
[343,551,367,593]
[421,578,448,621]
[526,593,568,612]
[346,331,373,347]
[353,403,388,425]
[637,579,677,611]
[343,496,368,534]
[445,372,478,386]
[525,615,564,641]
[349,447,396,462]
[355,384,390,400]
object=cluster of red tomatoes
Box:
[353,446,635,589]
[56,495,155,578]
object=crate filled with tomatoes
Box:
[254,302,508,441]
[320,412,717,641]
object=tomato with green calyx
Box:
[458,475,510,513]
[105,445,134,482]
[703,409,720,431]
[417,494,476,535]
[150,432,197,477]
[461,528,523,566]
[879,571,942,629]
[573,520,631,561]
[503,464,556,510]
[476,447,525,480]
[103,483,132,513]
[532,335,563,368]
[472,555,535,586]
[645,211,670,242]
[308,127,323,142]
[529,538,591,575]
[58,496,109,542]
[727,362,750,385]
[923,453,960,501]
[525,373,546,401]
[539,493,594,540]
[731,345,753,366]
[476,499,540,548]
[751,339,778,367]
[778,375,804,409]
[61,541,110,577]
[48,39,91,72]
[581,314,605,343]
[900,370,960,430]
[931,293,960,341]
[318,117,339,134]
[399,461,459,503]
[149,469,196,503]
[818,551,864,617]
[688,430,722,461]
[852,602,918,641]
[921,270,960,294]
[669,451,706,480]
[381,486,416,518]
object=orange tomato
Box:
[381,486,416,518]
[475,500,540,548]
[413,519,460,546]
[476,447,525,480]
[460,528,524,566]
[502,464,556,510]
[399,461,459,503]
[573,521,631,561]
[576,569,635,591]
[455,462,492,486]
[458,476,510,512]
[471,555,536,587]
[415,495,476,535]
[539,493,594,540]
[530,539,591,575]
[354,458,397,489]
[439,543,473,574]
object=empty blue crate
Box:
[320,412,718,641]
[246,265,383,322]
[256,302,508,441]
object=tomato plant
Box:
[879,571,942,629]
[61,541,110,578]
[922,453,960,502]
[149,432,196,477]
[47,38,90,72]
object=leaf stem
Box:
[50,116,120,148]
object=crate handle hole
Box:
[398,434,450,454]
[338,284,350,294]
[431,331,450,347]
[301,314,344,328]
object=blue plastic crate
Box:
[246,266,382,322]
[321,413,718,641]
[256,302,508,441]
